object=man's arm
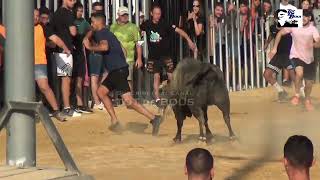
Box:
[49,34,71,54]
[272,29,289,51]
[84,39,109,52]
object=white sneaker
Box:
[93,103,105,110]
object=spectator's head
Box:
[34,9,40,25]
[303,9,313,26]
[74,2,84,19]
[117,6,129,24]
[214,2,224,19]
[91,12,106,31]
[239,0,249,15]
[192,0,201,15]
[92,2,104,13]
[63,0,76,9]
[39,7,50,26]
[151,4,162,23]
[253,0,261,7]
[301,0,311,9]
[283,135,314,180]
[313,0,320,9]
[263,0,272,15]
[185,148,214,180]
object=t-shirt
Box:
[50,7,75,52]
[74,18,91,51]
[270,24,292,55]
[110,22,140,63]
[34,24,47,65]
[140,20,176,59]
[94,28,128,72]
[284,24,320,64]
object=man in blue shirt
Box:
[83,13,162,135]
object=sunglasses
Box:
[193,5,200,7]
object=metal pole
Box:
[135,0,139,25]
[128,0,132,22]
[218,24,223,71]
[179,15,183,61]
[223,1,229,91]
[255,17,260,88]
[231,6,236,91]
[88,0,92,16]
[112,0,116,23]
[54,0,58,11]
[143,0,151,100]
[37,0,40,8]
[211,0,216,64]
[249,1,254,89]
[46,0,50,8]
[5,0,36,167]
[120,0,124,6]
[204,0,210,62]
[261,17,266,87]
[105,0,110,25]
[2,0,5,25]
[236,0,242,91]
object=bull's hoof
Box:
[173,137,182,143]
[198,136,207,142]
[229,135,237,141]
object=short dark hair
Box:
[263,0,271,4]
[215,2,224,8]
[284,135,313,169]
[39,7,50,15]
[303,9,313,17]
[240,0,249,6]
[186,148,214,176]
[92,2,104,9]
[91,12,106,24]
[151,3,162,12]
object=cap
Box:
[303,9,312,17]
[118,6,129,16]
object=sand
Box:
[1,85,320,180]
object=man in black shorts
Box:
[269,10,320,111]
[264,15,295,102]
[140,4,196,107]
[83,13,162,135]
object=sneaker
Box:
[305,99,314,111]
[52,111,67,122]
[108,121,123,133]
[76,106,93,114]
[291,96,300,106]
[93,103,105,110]
[278,91,288,102]
[150,115,162,136]
[63,108,82,117]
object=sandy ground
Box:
[1,85,320,180]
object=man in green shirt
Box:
[110,6,143,94]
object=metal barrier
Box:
[1,0,320,96]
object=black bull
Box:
[160,58,236,143]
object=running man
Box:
[264,11,295,101]
[83,13,162,135]
[269,10,320,111]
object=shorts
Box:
[267,54,293,73]
[290,58,316,80]
[35,64,48,80]
[127,61,134,81]
[89,52,104,76]
[101,67,130,96]
[73,50,86,77]
[147,57,174,74]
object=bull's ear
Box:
[186,65,212,86]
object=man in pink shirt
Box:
[269,10,320,111]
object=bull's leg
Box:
[173,117,184,143]
[190,107,206,142]
[217,103,236,139]
[202,106,214,142]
